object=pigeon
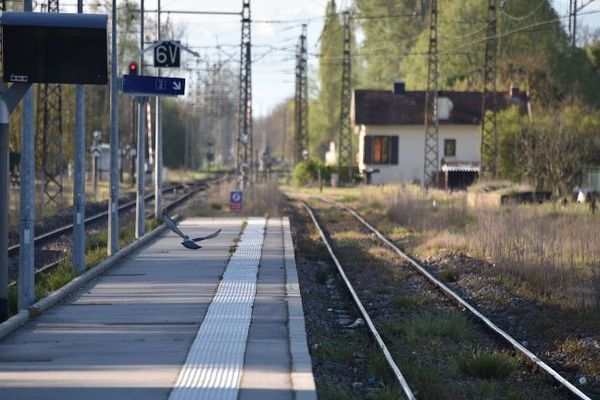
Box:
[162,211,221,249]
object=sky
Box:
[56,0,600,117]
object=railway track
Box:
[302,199,592,400]
[8,179,215,286]
[8,182,199,257]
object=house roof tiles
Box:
[353,89,529,126]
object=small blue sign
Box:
[122,74,185,96]
[230,190,243,212]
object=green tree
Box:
[401,0,600,104]
[311,0,343,159]
[497,102,600,195]
[355,0,428,89]
[496,106,527,181]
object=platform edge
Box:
[0,219,171,341]
[283,217,317,400]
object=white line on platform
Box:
[168,218,266,400]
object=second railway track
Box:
[7,178,217,285]
[300,199,592,400]
[8,181,203,256]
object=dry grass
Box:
[381,187,600,311]
[469,208,600,309]
[185,178,285,218]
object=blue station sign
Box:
[230,191,243,213]
[122,74,185,96]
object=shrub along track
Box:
[294,198,582,400]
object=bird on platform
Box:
[162,211,221,249]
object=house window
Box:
[364,136,398,165]
[444,139,456,157]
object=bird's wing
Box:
[162,211,187,239]
[182,240,202,250]
[192,229,221,242]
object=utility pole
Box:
[237,0,252,189]
[294,24,309,164]
[481,0,498,178]
[154,0,163,220]
[72,0,86,273]
[423,0,440,189]
[135,0,146,238]
[38,0,64,211]
[194,58,202,170]
[108,0,120,255]
[569,0,595,47]
[338,10,353,182]
[17,0,35,312]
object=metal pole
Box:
[108,0,120,254]
[0,98,8,321]
[73,0,86,273]
[136,99,146,237]
[572,0,578,47]
[154,0,163,220]
[17,0,35,313]
[92,154,98,199]
[136,0,146,238]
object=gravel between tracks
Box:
[291,201,571,400]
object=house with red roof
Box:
[351,81,529,189]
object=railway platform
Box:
[0,217,316,400]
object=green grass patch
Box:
[382,312,473,343]
[317,382,361,400]
[339,195,359,203]
[400,357,451,400]
[312,337,356,365]
[441,267,460,283]
[35,259,77,300]
[456,350,517,380]
[391,294,431,310]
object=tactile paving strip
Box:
[168,218,266,400]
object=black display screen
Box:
[2,25,108,84]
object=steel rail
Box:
[8,182,202,256]
[302,202,416,400]
[8,182,211,288]
[319,198,592,400]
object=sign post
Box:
[0,11,109,319]
[0,82,32,321]
[230,190,244,213]
[153,40,181,68]
[122,75,186,97]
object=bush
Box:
[456,350,517,379]
[292,159,331,187]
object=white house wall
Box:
[358,124,481,185]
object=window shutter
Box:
[364,136,373,164]
[390,136,399,165]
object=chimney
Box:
[393,80,406,95]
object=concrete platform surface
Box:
[0,217,316,400]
